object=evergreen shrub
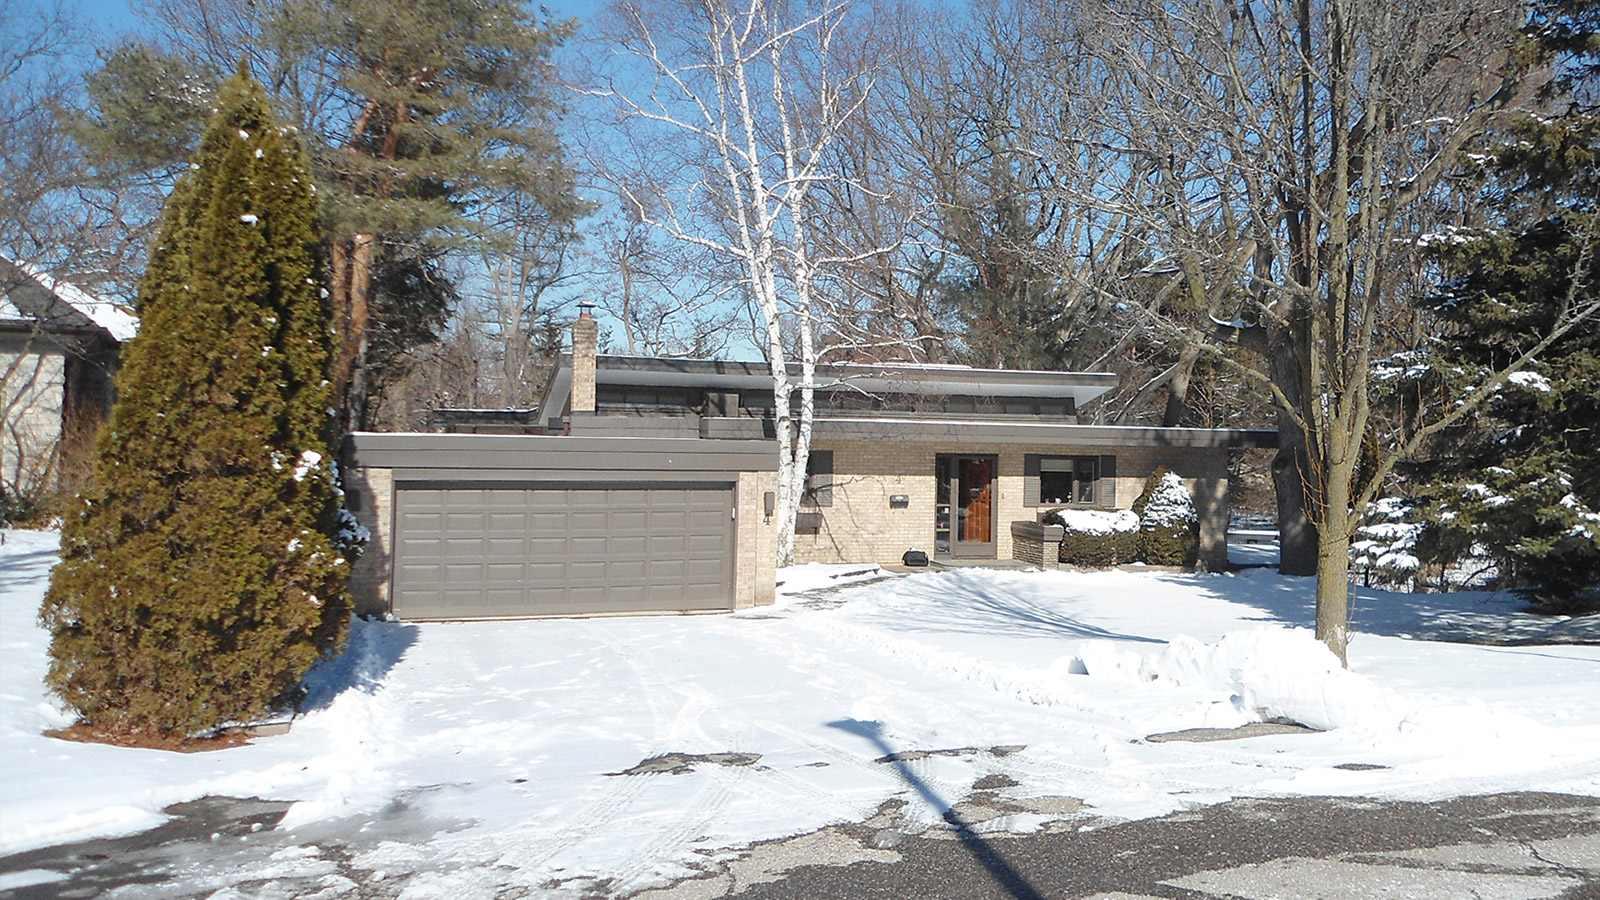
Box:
[1132,469,1198,567]
[1043,508,1141,567]
[39,64,352,738]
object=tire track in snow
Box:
[724,603,1254,817]
[421,624,697,882]
[570,623,762,892]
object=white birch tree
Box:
[584,0,900,564]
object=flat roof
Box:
[806,418,1278,448]
[538,355,1121,417]
[346,432,780,474]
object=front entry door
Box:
[935,454,997,558]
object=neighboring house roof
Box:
[0,258,139,343]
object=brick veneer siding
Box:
[571,314,597,414]
[347,464,395,617]
[1010,521,1063,569]
[792,440,1231,568]
[736,469,778,608]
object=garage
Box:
[343,433,778,620]
[391,482,735,619]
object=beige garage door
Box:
[392,483,735,619]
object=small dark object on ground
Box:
[609,752,763,776]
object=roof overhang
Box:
[544,355,1120,410]
[345,432,779,482]
[806,418,1279,448]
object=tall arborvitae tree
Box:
[40,63,350,738]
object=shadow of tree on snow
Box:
[299,618,419,712]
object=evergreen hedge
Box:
[1042,508,1142,567]
[40,64,352,738]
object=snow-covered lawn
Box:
[3,528,1598,896]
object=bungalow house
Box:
[343,308,1274,621]
[0,259,137,507]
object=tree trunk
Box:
[1313,519,1352,666]
[1161,344,1202,427]
[330,233,375,433]
[1273,419,1319,576]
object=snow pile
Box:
[1048,508,1140,535]
[776,562,886,595]
[1132,628,1387,732]
[1139,473,1196,527]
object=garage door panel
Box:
[566,512,609,533]
[487,512,529,530]
[445,563,485,582]
[686,533,725,552]
[393,483,735,619]
[484,562,526,581]
[527,561,567,580]
[529,512,568,532]
[527,537,567,556]
[569,536,610,557]
[608,560,647,581]
[644,532,684,553]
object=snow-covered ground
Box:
[3,529,1598,897]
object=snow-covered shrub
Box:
[1043,508,1141,567]
[1350,497,1424,588]
[1132,470,1198,567]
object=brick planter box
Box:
[1010,520,1065,570]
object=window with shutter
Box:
[1030,455,1102,506]
[803,449,833,507]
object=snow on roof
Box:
[15,262,140,342]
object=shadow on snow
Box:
[299,617,419,712]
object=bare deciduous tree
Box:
[1091,0,1598,661]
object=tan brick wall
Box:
[1,348,66,495]
[793,440,1232,566]
[347,465,394,617]
[736,469,778,608]
[571,315,597,414]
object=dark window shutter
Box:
[1024,454,1041,506]
[806,449,834,507]
[1098,455,1117,508]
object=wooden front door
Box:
[935,454,997,558]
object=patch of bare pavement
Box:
[3,789,1597,899]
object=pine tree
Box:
[68,0,585,429]
[40,63,351,737]
[1402,0,1600,613]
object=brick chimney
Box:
[571,301,597,415]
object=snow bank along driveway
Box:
[3,530,1598,897]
